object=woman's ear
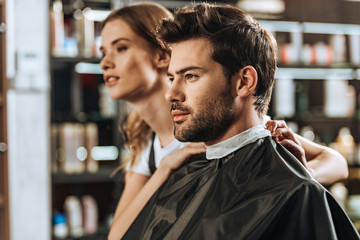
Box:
[154,49,171,69]
[234,66,258,97]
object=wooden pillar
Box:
[0,0,9,239]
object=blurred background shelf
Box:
[52,167,117,184]
[51,224,109,240]
[276,67,356,80]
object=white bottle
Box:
[53,213,68,239]
[324,80,354,118]
[330,34,346,64]
[274,78,295,118]
[64,196,84,238]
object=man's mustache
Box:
[171,102,190,112]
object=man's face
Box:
[166,38,235,143]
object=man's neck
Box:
[204,110,263,146]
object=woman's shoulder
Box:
[127,137,153,176]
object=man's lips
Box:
[171,110,190,122]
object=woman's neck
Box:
[130,81,175,148]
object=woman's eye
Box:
[117,46,127,52]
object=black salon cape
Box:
[123,136,359,240]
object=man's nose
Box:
[165,79,185,103]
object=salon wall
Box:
[6,0,51,239]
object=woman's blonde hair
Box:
[102,2,172,170]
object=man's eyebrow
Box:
[167,66,207,77]
[99,37,130,51]
[168,66,207,76]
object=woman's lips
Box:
[104,76,120,86]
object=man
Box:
[123,3,359,239]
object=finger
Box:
[180,144,206,157]
[273,128,299,145]
[185,143,206,153]
[273,120,287,128]
[186,147,206,156]
[163,145,205,171]
[265,121,278,132]
[187,142,206,148]
[266,120,288,132]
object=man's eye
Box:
[185,74,198,80]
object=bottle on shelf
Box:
[82,195,99,235]
[51,0,65,56]
[64,196,84,238]
[349,35,360,65]
[59,123,86,174]
[330,34,346,64]
[53,213,68,239]
[85,122,99,173]
[324,80,356,118]
[274,78,295,118]
[74,8,95,58]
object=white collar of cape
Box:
[205,125,271,160]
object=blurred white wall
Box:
[6,0,50,239]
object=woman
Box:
[99,3,348,239]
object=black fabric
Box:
[149,132,156,175]
[123,136,360,240]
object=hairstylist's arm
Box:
[266,120,348,185]
[112,172,149,225]
[108,143,206,240]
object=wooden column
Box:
[0,0,9,239]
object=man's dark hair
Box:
[158,3,277,115]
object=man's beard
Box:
[173,87,235,143]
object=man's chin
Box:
[174,128,188,142]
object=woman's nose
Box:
[99,53,115,71]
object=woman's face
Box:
[100,19,160,102]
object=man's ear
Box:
[154,49,171,69]
[233,66,258,97]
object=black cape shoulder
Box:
[123,136,360,240]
